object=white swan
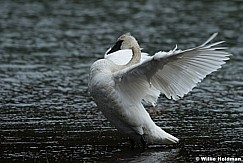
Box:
[88,33,231,149]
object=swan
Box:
[88,33,231,149]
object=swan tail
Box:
[151,126,179,144]
[163,131,179,144]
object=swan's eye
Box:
[107,40,123,54]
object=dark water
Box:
[0,0,242,162]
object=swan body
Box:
[88,33,231,148]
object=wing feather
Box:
[113,33,231,102]
[104,49,150,65]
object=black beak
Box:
[107,40,123,54]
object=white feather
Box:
[88,33,231,146]
[104,49,150,65]
[114,33,231,100]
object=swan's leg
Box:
[140,135,146,151]
[129,138,135,150]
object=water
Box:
[0,0,242,162]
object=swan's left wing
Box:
[104,49,150,65]
[113,33,231,102]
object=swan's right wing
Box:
[113,33,231,103]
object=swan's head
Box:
[107,33,139,54]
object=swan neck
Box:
[111,40,141,72]
[126,46,141,67]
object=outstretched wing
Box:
[113,33,231,102]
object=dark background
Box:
[0,0,242,162]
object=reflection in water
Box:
[0,0,242,162]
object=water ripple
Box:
[1,0,242,162]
